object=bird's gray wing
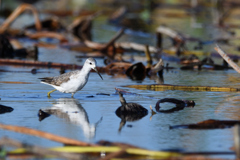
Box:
[40,70,79,86]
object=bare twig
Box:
[0,137,84,160]
[83,29,124,51]
[67,11,102,32]
[144,45,152,68]
[25,31,68,43]
[0,4,41,33]
[214,44,240,73]
[115,42,157,53]
[0,123,96,146]
[156,25,183,42]
[0,59,83,69]
[101,28,124,51]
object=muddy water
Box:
[1,1,240,159]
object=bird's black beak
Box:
[93,67,103,80]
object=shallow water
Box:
[0,63,240,157]
[1,1,240,159]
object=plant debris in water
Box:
[170,119,240,129]
[155,98,195,113]
[2,0,240,159]
[115,92,148,132]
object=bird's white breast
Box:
[58,72,89,93]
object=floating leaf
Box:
[124,84,240,92]
[170,119,240,129]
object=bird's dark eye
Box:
[90,62,92,65]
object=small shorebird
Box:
[39,58,103,97]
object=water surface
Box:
[1,1,240,159]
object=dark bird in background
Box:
[116,92,148,115]
[115,92,148,132]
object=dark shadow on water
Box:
[38,98,102,139]
[0,104,14,114]
[115,112,148,132]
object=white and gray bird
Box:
[39,58,103,97]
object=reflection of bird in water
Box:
[39,58,103,97]
[39,98,102,139]
[115,92,148,132]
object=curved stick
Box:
[0,4,41,33]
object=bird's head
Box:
[86,58,103,80]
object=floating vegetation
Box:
[2,1,240,159]
[0,124,182,159]
[170,119,240,129]
[0,81,32,84]
[124,84,240,92]
[155,98,195,113]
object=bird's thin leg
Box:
[47,89,57,97]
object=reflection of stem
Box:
[118,120,126,132]
[25,31,68,43]
[95,117,103,128]
[149,105,156,121]
[0,4,41,33]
